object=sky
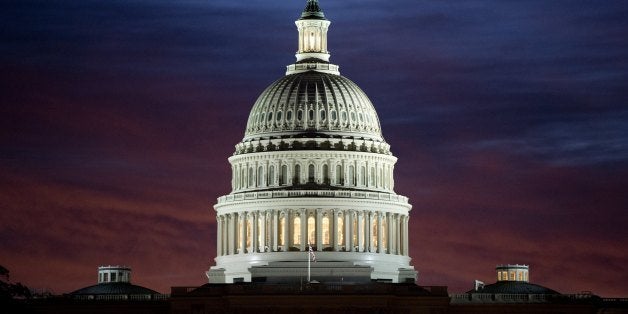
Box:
[1,0,627,296]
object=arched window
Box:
[257,166,264,187]
[268,165,275,186]
[370,167,375,186]
[280,165,287,185]
[348,165,355,185]
[335,164,343,185]
[360,166,366,186]
[308,164,315,183]
[322,215,330,246]
[293,216,301,246]
[308,216,316,245]
[241,168,246,188]
[248,167,254,187]
[323,164,330,184]
[294,164,301,185]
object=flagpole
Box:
[307,242,311,282]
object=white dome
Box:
[244,71,384,143]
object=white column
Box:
[364,211,373,252]
[357,211,364,252]
[216,216,222,256]
[260,211,266,252]
[300,209,306,251]
[386,213,394,254]
[286,209,292,250]
[345,210,352,251]
[239,213,246,254]
[403,215,409,256]
[377,212,384,253]
[333,209,339,251]
[227,214,233,255]
[395,214,401,255]
[272,210,278,252]
[316,210,322,251]
[251,212,258,253]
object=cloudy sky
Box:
[1,0,627,296]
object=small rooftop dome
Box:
[71,265,158,296]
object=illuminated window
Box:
[382,216,387,251]
[518,272,523,281]
[337,215,344,246]
[498,272,502,281]
[308,216,316,245]
[322,215,330,245]
[293,216,301,246]
[279,216,285,246]
[350,215,360,249]
[509,271,515,281]
[258,216,263,250]
[246,219,252,249]
[357,215,368,247]
[372,215,378,248]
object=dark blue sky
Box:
[1,0,627,296]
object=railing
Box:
[450,293,604,304]
[171,283,446,297]
[72,294,169,301]
[218,190,409,204]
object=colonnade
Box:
[232,158,394,192]
[216,209,409,258]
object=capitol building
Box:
[206,0,417,284]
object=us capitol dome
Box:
[207,0,417,284]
